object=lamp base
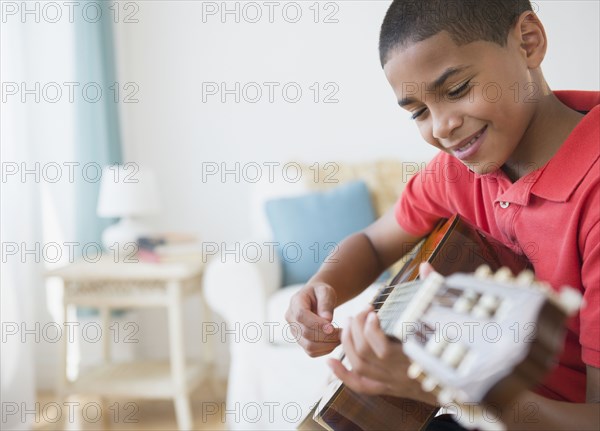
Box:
[102,218,153,252]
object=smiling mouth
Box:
[454,126,487,153]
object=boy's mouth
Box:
[452,125,488,160]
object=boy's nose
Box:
[432,112,462,142]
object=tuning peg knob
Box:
[472,304,491,319]
[425,338,448,356]
[515,269,535,286]
[558,287,583,315]
[407,363,423,379]
[441,343,467,368]
[479,294,500,311]
[453,296,475,313]
[421,376,438,393]
[437,388,455,405]
[474,265,491,279]
[493,267,513,282]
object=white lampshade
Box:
[97,165,160,251]
[97,165,160,218]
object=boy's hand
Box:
[326,262,438,405]
[285,283,341,357]
[326,307,436,405]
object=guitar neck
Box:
[374,280,424,337]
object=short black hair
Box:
[379,0,533,67]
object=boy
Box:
[285,1,599,429]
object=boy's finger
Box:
[350,309,374,357]
[364,312,393,359]
[314,284,337,321]
[327,359,388,396]
[293,310,336,341]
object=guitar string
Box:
[371,280,463,335]
[375,281,424,334]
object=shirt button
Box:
[499,201,510,209]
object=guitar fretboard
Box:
[374,280,424,336]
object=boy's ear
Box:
[513,11,547,69]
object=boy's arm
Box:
[497,368,600,430]
[284,208,423,357]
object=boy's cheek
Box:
[421,132,445,152]
[415,124,432,144]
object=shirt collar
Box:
[530,102,599,202]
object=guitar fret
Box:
[376,280,424,334]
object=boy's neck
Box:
[502,91,584,182]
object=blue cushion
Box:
[265,180,376,286]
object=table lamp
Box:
[97,165,160,250]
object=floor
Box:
[33,381,228,431]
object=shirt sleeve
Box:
[580,219,600,367]
[394,152,458,236]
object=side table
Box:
[47,256,213,430]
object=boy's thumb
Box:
[314,284,336,321]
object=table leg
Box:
[199,279,216,365]
[58,294,70,397]
[167,280,193,430]
[100,307,110,364]
[98,306,110,431]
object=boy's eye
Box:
[410,107,427,120]
[448,79,472,98]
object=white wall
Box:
[115,0,599,244]
[114,1,433,244]
[537,0,600,90]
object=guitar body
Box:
[299,215,531,431]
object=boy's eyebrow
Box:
[398,65,471,107]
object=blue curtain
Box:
[74,1,123,247]
[74,2,123,317]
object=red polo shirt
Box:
[395,91,600,402]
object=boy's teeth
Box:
[458,131,482,151]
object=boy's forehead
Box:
[384,31,491,91]
[385,32,465,81]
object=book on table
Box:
[136,233,203,263]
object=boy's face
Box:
[384,30,537,175]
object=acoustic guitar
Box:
[298,214,581,431]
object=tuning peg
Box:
[558,287,583,315]
[441,343,467,368]
[474,265,491,279]
[437,388,455,406]
[479,294,500,311]
[425,337,448,356]
[472,304,491,319]
[421,376,438,393]
[515,269,535,286]
[534,280,552,295]
[493,267,513,282]
[407,363,423,379]
[453,297,470,313]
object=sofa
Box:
[203,160,413,430]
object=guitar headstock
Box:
[391,265,582,431]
